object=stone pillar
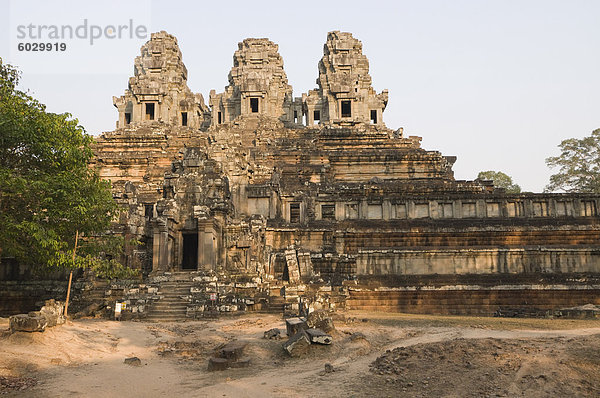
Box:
[159,221,169,271]
[198,219,216,270]
[152,218,169,272]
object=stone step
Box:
[145,311,188,317]
[144,317,188,322]
[158,292,190,296]
[157,295,190,300]
[146,309,188,315]
[150,304,188,310]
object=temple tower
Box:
[209,38,297,126]
[304,31,388,127]
[113,31,210,129]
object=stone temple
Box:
[11,30,600,318]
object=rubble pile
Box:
[282,312,334,357]
[9,299,65,333]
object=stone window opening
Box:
[290,202,300,223]
[218,111,222,124]
[294,110,298,123]
[321,204,335,220]
[125,112,131,125]
[341,100,351,118]
[250,97,259,113]
[313,110,320,125]
[370,110,377,124]
[181,112,188,126]
[144,203,154,218]
[145,103,155,120]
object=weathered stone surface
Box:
[306,328,332,345]
[283,330,311,357]
[307,310,335,333]
[9,314,47,333]
[286,317,307,337]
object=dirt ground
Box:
[1,312,599,397]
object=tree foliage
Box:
[545,129,600,193]
[0,58,136,278]
[477,170,521,193]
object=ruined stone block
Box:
[229,357,251,368]
[306,328,332,345]
[124,357,142,366]
[207,357,230,371]
[39,299,65,327]
[307,310,335,333]
[285,317,307,336]
[282,330,311,357]
[9,314,47,333]
[215,341,247,361]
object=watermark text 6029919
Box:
[17,42,67,51]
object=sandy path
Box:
[1,314,599,397]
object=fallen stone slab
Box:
[285,317,307,336]
[283,330,311,357]
[263,328,281,339]
[9,314,48,333]
[124,357,141,366]
[306,328,332,345]
[208,357,230,371]
[216,341,247,361]
[307,310,335,333]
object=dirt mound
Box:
[367,336,600,397]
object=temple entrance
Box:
[181,233,198,270]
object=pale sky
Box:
[2,0,599,192]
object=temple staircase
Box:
[145,274,194,322]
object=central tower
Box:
[209,38,296,126]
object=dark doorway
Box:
[181,112,188,126]
[181,233,198,270]
[282,264,290,282]
[250,97,259,113]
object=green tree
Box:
[0,59,135,278]
[545,129,600,193]
[477,170,521,193]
